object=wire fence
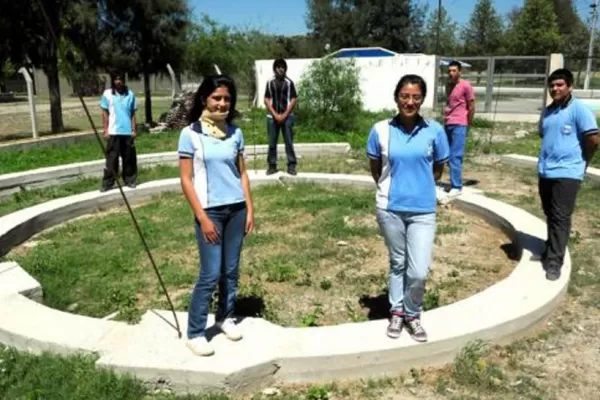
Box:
[435,55,550,115]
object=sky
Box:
[188,0,594,37]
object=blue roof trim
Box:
[331,48,397,58]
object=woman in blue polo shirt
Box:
[178,75,255,356]
[367,74,450,342]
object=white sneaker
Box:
[447,188,462,198]
[436,187,448,205]
[216,318,243,341]
[186,336,214,356]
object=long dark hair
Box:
[187,75,238,124]
[110,72,129,95]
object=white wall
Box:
[254,54,438,112]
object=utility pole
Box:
[435,0,442,55]
[584,0,599,91]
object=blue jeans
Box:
[376,209,436,318]
[187,202,247,339]
[267,114,297,168]
[445,125,468,189]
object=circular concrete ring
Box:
[0,172,568,395]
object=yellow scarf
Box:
[199,109,229,139]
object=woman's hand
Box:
[245,210,255,236]
[199,216,220,244]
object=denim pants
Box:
[445,125,468,189]
[376,209,436,318]
[267,114,297,168]
[187,202,247,339]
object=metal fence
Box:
[434,55,550,115]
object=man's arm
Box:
[131,114,137,138]
[102,110,109,139]
[433,163,445,182]
[263,81,279,118]
[466,84,475,125]
[584,133,599,169]
[281,81,298,120]
[467,100,475,125]
[282,98,297,121]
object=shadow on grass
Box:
[359,292,389,320]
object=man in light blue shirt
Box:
[537,68,598,280]
[100,73,137,191]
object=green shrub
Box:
[296,57,363,133]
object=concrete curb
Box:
[0,173,568,394]
[500,154,600,186]
[0,143,352,198]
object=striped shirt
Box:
[264,76,297,115]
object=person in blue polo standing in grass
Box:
[536,68,598,281]
[367,74,450,342]
[100,72,138,191]
[178,75,255,357]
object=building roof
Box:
[328,47,399,58]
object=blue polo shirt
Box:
[100,89,137,135]
[366,117,450,213]
[178,122,245,209]
[538,96,598,180]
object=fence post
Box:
[166,64,181,100]
[484,57,495,113]
[545,53,564,107]
[433,55,441,117]
[18,67,38,139]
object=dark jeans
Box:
[187,202,247,339]
[538,177,581,269]
[102,135,137,188]
[267,114,296,168]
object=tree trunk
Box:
[143,67,152,125]
[45,52,64,134]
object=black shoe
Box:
[287,166,297,176]
[126,182,136,189]
[100,185,114,193]
[266,167,278,176]
[386,313,403,339]
[545,265,561,281]
[404,316,428,342]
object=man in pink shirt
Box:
[440,60,475,200]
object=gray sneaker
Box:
[404,317,428,342]
[545,264,561,281]
[386,313,403,339]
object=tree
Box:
[105,0,189,124]
[509,0,561,56]
[0,0,67,133]
[462,0,505,56]
[407,1,428,52]
[297,56,362,133]
[306,0,423,52]
[552,0,583,36]
[423,6,458,55]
